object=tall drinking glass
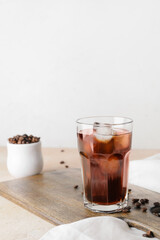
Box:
[76,116,133,213]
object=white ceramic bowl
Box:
[7,141,43,178]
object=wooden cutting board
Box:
[0,168,160,238]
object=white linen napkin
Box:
[129,153,160,193]
[40,216,157,240]
[41,154,160,240]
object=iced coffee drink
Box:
[76,117,133,212]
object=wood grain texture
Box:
[0,169,160,238]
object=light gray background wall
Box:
[0,0,160,148]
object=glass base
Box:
[84,199,128,213]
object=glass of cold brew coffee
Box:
[76,116,133,213]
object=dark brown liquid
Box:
[77,129,132,205]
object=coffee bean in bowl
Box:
[8,134,40,144]
[7,134,43,178]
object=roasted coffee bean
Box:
[132,198,139,204]
[61,149,64,152]
[144,198,149,204]
[65,165,69,168]
[23,134,28,137]
[151,206,160,213]
[140,199,146,205]
[125,206,131,210]
[122,209,130,213]
[128,189,132,193]
[60,161,65,164]
[135,202,141,209]
[143,231,154,238]
[154,202,160,207]
[122,206,131,213]
[142,207,147,212]
[74,185,79,189]
[15,135,20,140]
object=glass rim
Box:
[76,116,133,126]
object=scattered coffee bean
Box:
[135,202,141,209]
[143,231,154,238]
[74,185,79,189]
[140,199,146,205]
[122,209,130,213]
[8,135,40,144]
[142,207,147,212]
[144,198,149,204]
[60,161,65,164]
[151,206,160,216]
[128,189,132,193]
[61,149,64,152]
[65,165,69,168]
[132,198,139,204]
[154,202,160,207]
[122,206,131,213]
